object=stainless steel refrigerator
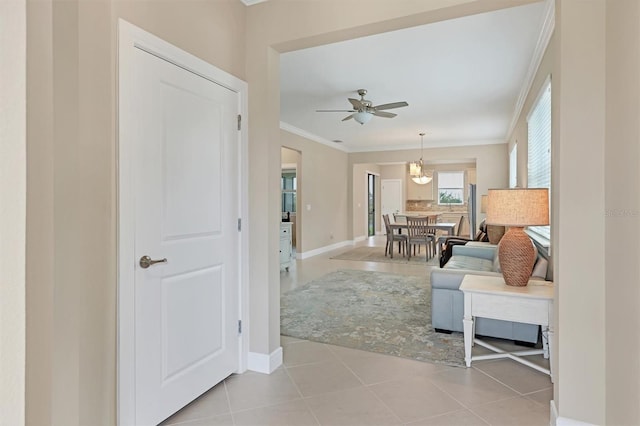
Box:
[467,183,477,237]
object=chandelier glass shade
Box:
[410,133,432,184]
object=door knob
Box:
[139,255,167,269]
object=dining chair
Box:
[383,214,407,258]
[406,216,436,261]
[427,214,438,236]
[392,213,407,224]
[436,214,465,252]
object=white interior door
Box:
[381,179,403,220]
[130,46,239,425]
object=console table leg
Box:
[542,326,549,359]
[463,316,473,367]
[463,292,474,367]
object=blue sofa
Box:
[430,244,548,344]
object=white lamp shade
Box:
[353,111,373,124]
[486,188,549,226]
[412,175,432,185]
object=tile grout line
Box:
[222,380,237,426]
[282,359,322,426]
[424,367,519,424]
[471,364,543,397]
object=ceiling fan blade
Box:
[372,111,397,118]
[373,101,409,110]
[316,109,356,112]
[348,98,364,109]
[341,114,355,121]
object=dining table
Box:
[389,221,457,236]
[389,217,458,257]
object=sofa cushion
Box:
[444,255,493,272]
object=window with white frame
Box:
[438,171,465,205]
[281,170,296,213]
[527,78,551,241]
[509,143,518,188]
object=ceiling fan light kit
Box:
[316,89,408,125]
[410,132,432,185]
[353,111,373,125]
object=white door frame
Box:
[117,20,249,425]
[364,170,380,236]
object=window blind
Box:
[527,79,551,241]
[437,171,465,205]
[509,143,517,188]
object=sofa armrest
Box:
[451,245,496,260]
[430,269,466,290]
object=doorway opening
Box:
[281,147,300,253]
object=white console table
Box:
[460,274,554,381]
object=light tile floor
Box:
[162,236,552,426]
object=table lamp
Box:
[486,188,549,286]
[481,194,505,244]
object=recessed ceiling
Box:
[280,2,548,153]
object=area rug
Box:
[280,269,465,367]
[330,246,440,266]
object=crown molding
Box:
[280,121,505,153]
[347,139,506,153]
[279,122,349,152]
[505,0,555,140]
[239,0,268,6]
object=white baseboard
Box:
[354,235,367,242]
[247,347,283,374]
[551,401,596,426]
[555,418,596,426]
[297,240,354,260]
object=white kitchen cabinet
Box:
[406,176,434,201]
[280,222,292,271]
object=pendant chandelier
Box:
[410,132,432,184]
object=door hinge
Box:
[238,320,242,335]
[237,114,242,131]
[237,218,241,231]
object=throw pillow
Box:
[531,257,549,279]
[492,252,502,273]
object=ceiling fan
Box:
[316,89,409,125]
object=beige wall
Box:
[605,1,640,424]
[281,146,299,165]
[1,0,26,423]
[25,0,246,424]
[556,1,606,423]
[281,130,349,254]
